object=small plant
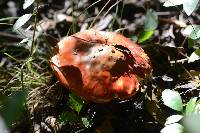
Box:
[161,89,200,133]
[57,93,92,132]
[13,0,40,56]
[137,9,158,43]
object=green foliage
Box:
[161,123,184,133]
[13,0,40,56]
[18,38,31,45]
[0,0,45,129]
[23,0,35,9]
[183,25,200,40]
[163,0,200,63]
[188,38,197,49]
[184,114,200,133]
[58,111,77,125]
[188,49,200,63]
[163,0,199,16]
[138,30,154,43]
[68,93,84,114]
[144,9,158,31]
[0,116,8,132]
[186,97,198,115]
[164,115,183,125]
[57,93,91,130]
[0,91,27,126]
[183,25,200,63]
[162,0,200,64]
[138,9,158,43]
[183,25,200,61]
[57,111,92,130]
[13,14,32,31]
[161,89,200,133]
[162,89,183,112]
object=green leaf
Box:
[161,123,184,133]
[137,9,158,43]
[182,25,200,40]
[162,89,183,112]
[13,14,32,31]
[188,38,197,48]
[186,97,198,115]
[0,116,8,132]
[163,0,182,7]
[18,38,30,45]
[184,114,200,133]
[163,0,199,16]
[138,30,154,43]
[0,91,27,126]
[144,9,158,31]
[57,111,77,125]
[23,0,35,9]
[188,49,200,63]
[165,115,183,125]
[194,101,200,112]
[68,93,84,114]
[182,0,199,16]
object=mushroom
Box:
[50,29,152,103]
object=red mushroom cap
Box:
[50,29,152,103]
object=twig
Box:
[115,27,129,33]
[180,64,195,80]
[78,0,102,17]
[102,0,122,19]
[89,0,111,29]
[170,58,189,64]
[30,1,39,56]
[159,18,187,28]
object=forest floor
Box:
[0,0,200,133]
